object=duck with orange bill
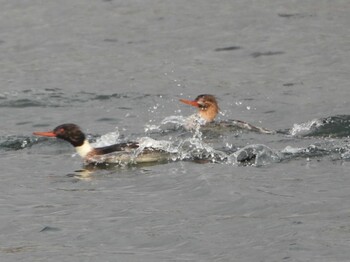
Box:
[33,123,172,166]
[180,94,275,134]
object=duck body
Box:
[180,94,275,134]
[34,124,172,165]
[86,145,171,165]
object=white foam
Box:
[290,119,323,136]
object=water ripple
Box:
[0,90,156,108]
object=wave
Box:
[290,115,350,138]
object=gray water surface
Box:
[1,1,350,261]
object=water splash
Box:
[137,137,175,153]
[144,115,186,133]
[91,129,121,147]
[145,114,208,134]
[341,149,350,160]
[3,114,350,167]
[290,119,323,136]
[232,144,281,166]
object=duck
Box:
[180,94,275,134]
[33,123,172,165]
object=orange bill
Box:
[33,131,57,137]
[179,99,200,107]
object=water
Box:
[1,0,350,261]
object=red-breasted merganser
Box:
[33,123,171,165]
[180,94,275,134]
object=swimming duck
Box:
[180,94,275,134]
[34,123,172,165]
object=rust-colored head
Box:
[180,94,219,122]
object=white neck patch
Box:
[75,140,93,158]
